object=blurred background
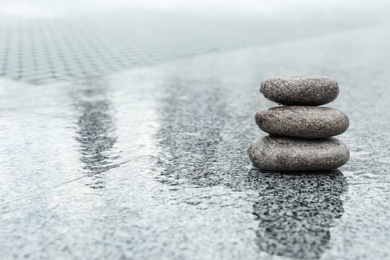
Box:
[0,0,389,84]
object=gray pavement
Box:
[1,1,390,260]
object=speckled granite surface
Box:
[248,136,349,171]
[260,76,339,106]
[1,8,390,260]
[255,106,349,138]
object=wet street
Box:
[1,1,390,259]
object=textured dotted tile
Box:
[0,4,382,84]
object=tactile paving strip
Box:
[0,9,376,84]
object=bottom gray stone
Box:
[248,136,349,171]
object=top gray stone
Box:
[260,76,339,106]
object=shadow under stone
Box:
[249,169,348,260]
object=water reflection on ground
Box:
[72,78,121,189]
[248,170,348,259]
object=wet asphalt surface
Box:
[1,3,390,260]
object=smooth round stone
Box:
[255,106,349,138]
[248,136,349,171]
[260,76,339,106]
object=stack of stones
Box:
[248,76,350,171]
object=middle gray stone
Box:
[255,106,349,138]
